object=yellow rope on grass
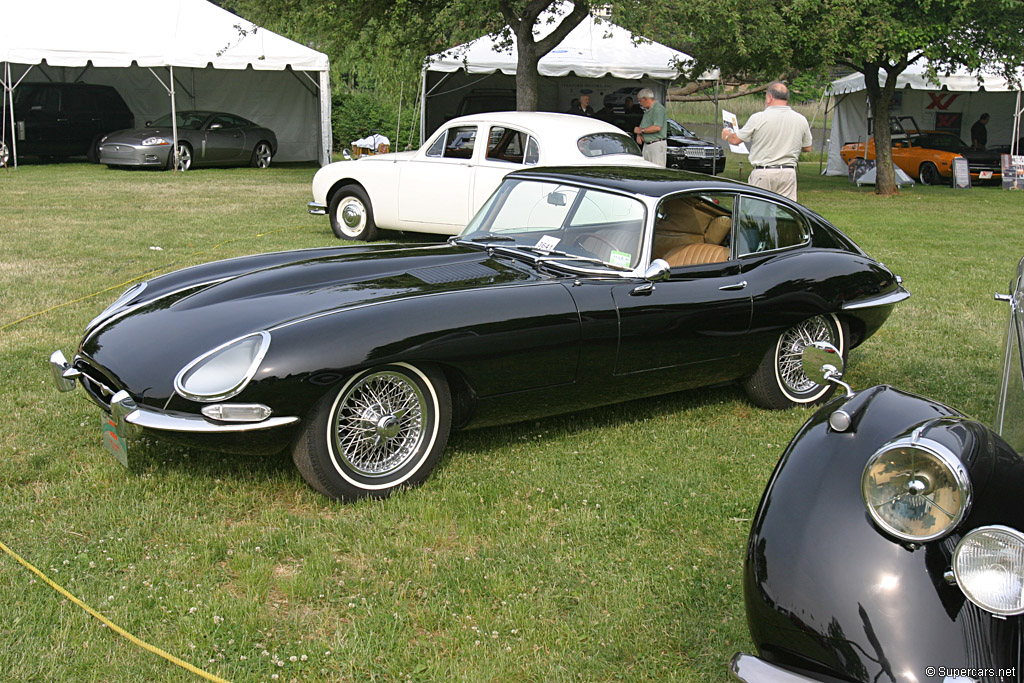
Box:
[0,225,307,333]
[0,538,232,682]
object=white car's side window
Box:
[424,132,446,158]
[525,137,540,165]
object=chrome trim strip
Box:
[124,402,299,434]
[841,285,911,311]
[730,653,822,682]
[173,331,272,403]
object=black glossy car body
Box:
[0,82,134,165]
[51,167,907,501]
[665,119,727,174]
[732,258,1024,682]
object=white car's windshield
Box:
[459,178,647,271]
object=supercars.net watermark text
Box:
[925,666,1016,678]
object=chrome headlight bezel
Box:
[953,525,1024,616]
[142,136,170,146]
[861,436,972,543]
[174,331,271,403]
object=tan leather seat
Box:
[663,243,730,267]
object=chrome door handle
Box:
[719,280,747,291]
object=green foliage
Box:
[332,89,420,153]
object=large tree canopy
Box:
[615,0,1024,195]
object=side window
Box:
[524,137,540,165]
[209,115,238,129]
[734,196,809,257]
[424,131,446,157]
[486,126,526,164]
[66,90,97,113]
[443,126,477,159]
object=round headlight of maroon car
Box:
[861,437,971,542]
[174,331,270,402]
[953,526,1024,616]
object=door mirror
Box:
[801,341,844,385]
[643,259,671,283]
[208,123,222,130]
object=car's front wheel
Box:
[743,314,847,409]
[328,186,379,241]
[0,139,8,167]
[250,141,272,169]
[291,363,452,501]
[918,161,941,185]
[170,142,193,171]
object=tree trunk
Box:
[515,30,540,111]
[863,61,905,196]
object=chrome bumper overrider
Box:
[49,350,299,434]
[730,654,824,682]
[307,201,327,215]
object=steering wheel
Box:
[573,232,618,257]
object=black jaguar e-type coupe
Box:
[50,167,908,501]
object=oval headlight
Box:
[142,136,170,146]
[861,437,971,542]
[174,331,270,402]
[953,526,1024,616]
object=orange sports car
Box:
[840,118,1002,185]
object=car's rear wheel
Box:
[918,161,941,185]
[329,186,379,241]
[743,314,847,409]
[87,135,103,163]
[171,142,193,171]
[291,363,451,501]
[250,141,272,169]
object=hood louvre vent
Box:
[409,263,498,284]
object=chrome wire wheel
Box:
[333,369,426,477]
[776,315,839,396]
[1,139,10,167]
[744,313,845,409]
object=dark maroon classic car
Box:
[50,167,908,501]
[732,258,1024,683]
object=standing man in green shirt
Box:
[634,88,667,167]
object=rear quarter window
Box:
[577,133,641,158]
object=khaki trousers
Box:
[748,167,798,201]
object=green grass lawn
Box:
[1,160,1022,682]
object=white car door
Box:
[398,125,477,229]
[469,125,539,212]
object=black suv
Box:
[0,83,134,165]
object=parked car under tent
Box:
[0,0,330,168]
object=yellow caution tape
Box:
[0,538,232,682]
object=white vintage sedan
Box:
[307,111,657,240]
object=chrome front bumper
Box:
[49,350,299,435]
[730,654,824,682]
[307,201,327,215]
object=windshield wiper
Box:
[514,245,631,271]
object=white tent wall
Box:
[420,5,703,144]
[12,63,324,163]
[420,69,666,142]
[826,66,1024,176]
[0,0,331,165]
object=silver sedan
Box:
[99,110,277,171]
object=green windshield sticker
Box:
[610,251,632,268]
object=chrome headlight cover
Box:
[861,436,972,542]
[953,525,1024,616]
[142,136,170,146]
[87,282,147,331]
[174,331,271,403]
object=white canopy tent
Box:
[1,0,331,167]
[421,7,716,142]
[824,64,1024,176]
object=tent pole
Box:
[1013,90,1021,157]
[419,66,428,146]
[714,79,720,177]
[170,65,179,172]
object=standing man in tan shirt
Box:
[721,81,812,201]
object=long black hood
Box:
[79,243,549,401]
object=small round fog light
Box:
[953,525,1024,616]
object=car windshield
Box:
[148,112,209,130]
[996,256,1024,452]
[458,177,647,271]
[577,133,642,158]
